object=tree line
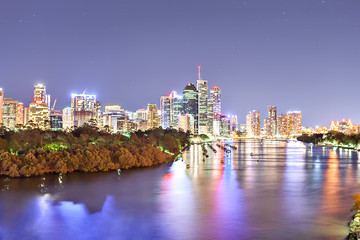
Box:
[0,126,190,177]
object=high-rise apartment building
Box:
[2,98,23,128]
[29,84,49,129]
[147,103,160,129]
[267,106,277,136]
[246,110,260,137]
[183,83,198,134]
[34,84,46,102]
[197,66,208,135]
[276,114,288,137]
[287,111,302,136]
[62,107,74,130]
[207,98,214,135]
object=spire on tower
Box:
[198,65,202,80]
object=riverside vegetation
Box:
[298,131,360,149]
[0,126,190,177]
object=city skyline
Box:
[1,0,359,127]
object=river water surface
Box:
[0,140,359,240]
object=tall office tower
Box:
[287,111,302,136]
[160,96,171,129]
[230,115,238,133]
[34,83,46,102]
[71,93,96,127]
[277,114,288,137]
[0,88,4,125]
[268,106,277,136]
[196,66,208,135]
[178,114,193,133]
[207,98,214,135]
[246,110,260,137]
[183,83,198,134]
[210,86,221,115]
[169,91,182,128]
[50,110,63,129]
[147,103,160,129]
[62,107,74,130]
[264,118,273,137]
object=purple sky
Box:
[0,0,359,127]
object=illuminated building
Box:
[34,83,46,102]
[246,110,260,137]
[105,105,122,113]
[207,98,214,134]
[134,109,147,121]
[50,110,63,129]
[160,96,171,129]
[71,93,96,127]
[330,119,354,135]
[240,123,247,133]
[147,103,160,129]
[277,114,288,137]
[169,91,182,128]
[0,88,3,125]
[24,107,30,125]
[62,107,74,130]
[287,111,302,136]
[210,86,221,115]
[267,106,277,136]
[183,83,198,134]
[94,101,102,127]
[28,84,50,129]
[2,98,23,128]
[220,115,231,137]
[178,114,192,133]
[264,118,274,137]
[29,101,50,129]
[229,115,238,133]
[197,66,208,135]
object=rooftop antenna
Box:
[198,65,202,80]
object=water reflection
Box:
[0,140,359,239]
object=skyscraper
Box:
[183,83,198,134]
[210,86,221,115]
[2,98,23,128]
[196,66,208,135]
[268,106,277,136]
[160,96,171,129]
[169,91,182,128]
[246,110,260,137]
[207,98,214,134]
[276,114,288,137]
[29,84,49,129]
[62,107,74,130]
[71,93,97,127]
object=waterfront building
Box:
[267,106,277,136]
[229,115,238,133]
[0,88,3,126]
[240,124,247,134]
[50,110,63,129]
[287,111,302,136]
[197,66,208,135]
[178,114,192,133]
[183,83,198,134]
[147,103,160,129]
[71,93,96,127]
[246,110,260,137]
[277,114,288,137]
[62,107,74,130]
[220,115,231,137]
[210,86,221,115]
[330,119,354,135]
[207,98,214,135]
[264,118,274,137]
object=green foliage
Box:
[0,126,190,177]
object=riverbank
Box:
[347,212,360,239]
[0,126,189,177]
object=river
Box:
[0,140,358,240]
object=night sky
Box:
[1,0,359,127]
